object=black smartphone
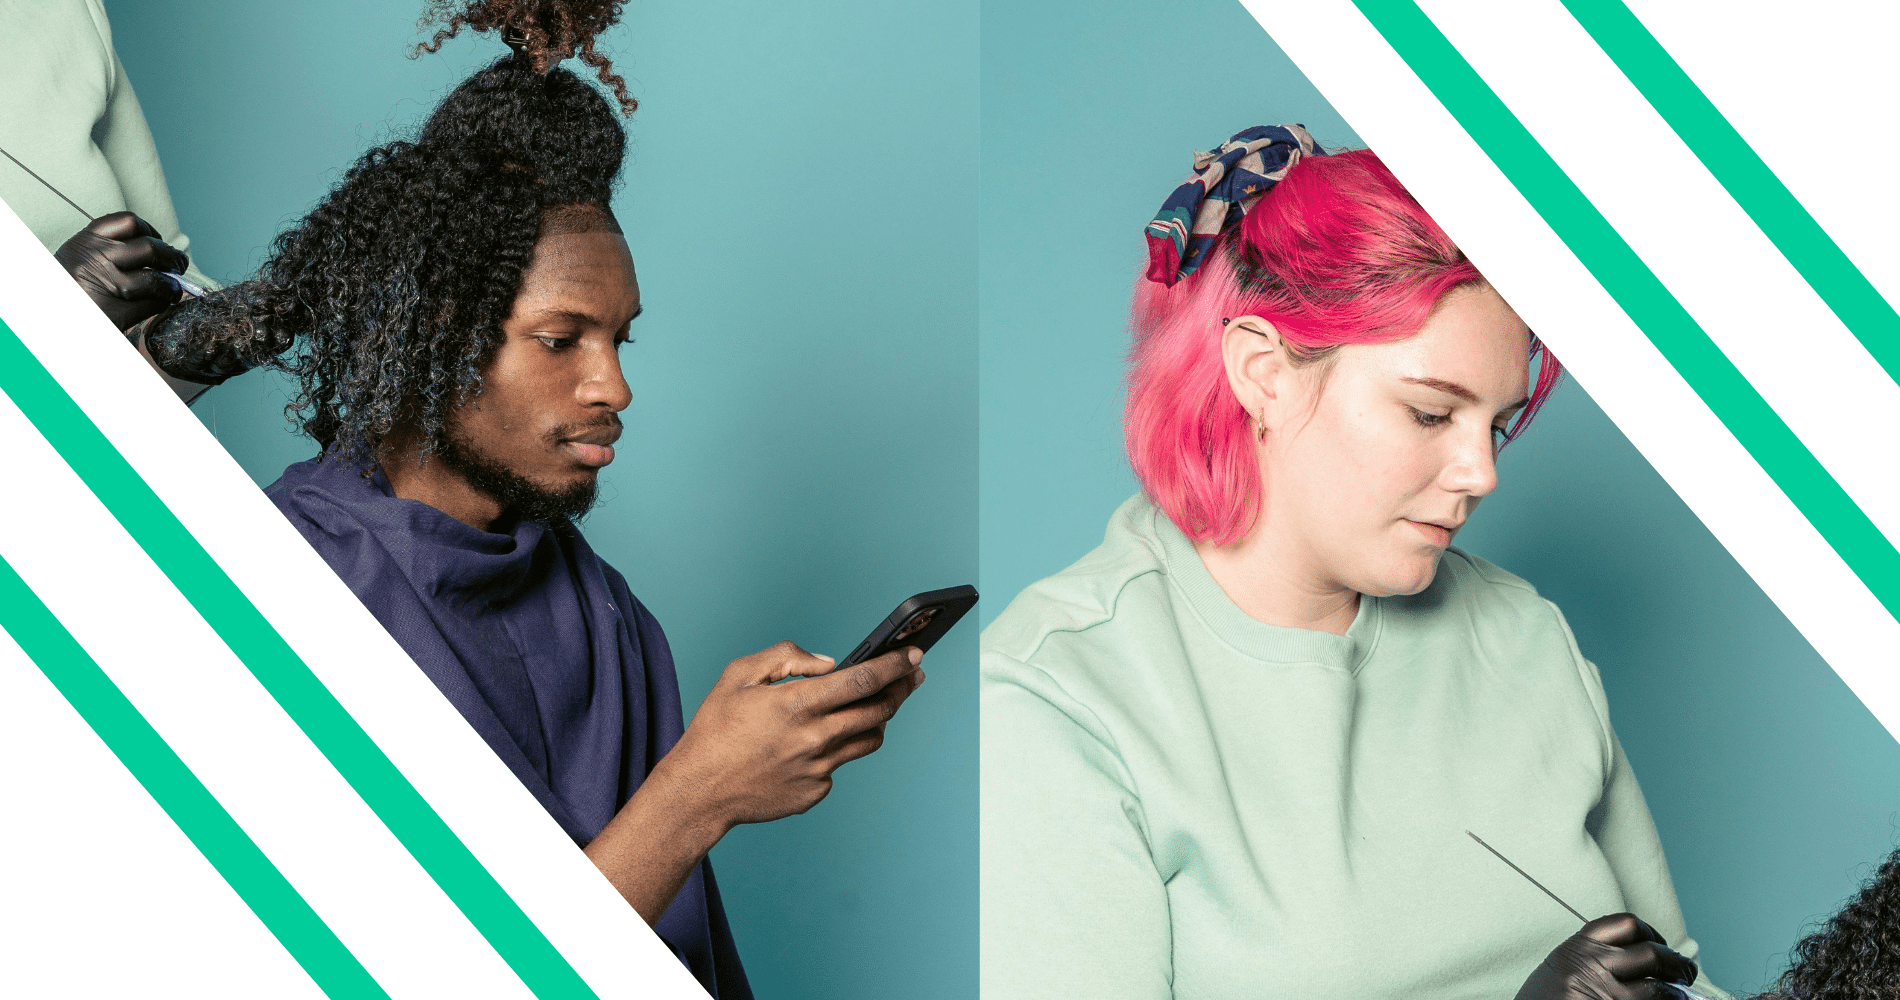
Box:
[838,585,979,668]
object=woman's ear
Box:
[1220,313,1291,430]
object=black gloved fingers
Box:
[101,233,191,276]
[83,210,162,242]
[118,268,182,305]
[1580,913,1666,948]
[1581,914,1693,985]
[1602,939,1698,986]
[53,217,192,332]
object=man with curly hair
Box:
[90,6,925,996]
[1747,847,1900,1000]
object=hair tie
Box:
[1143,124,1321,287]
[500,27,574,73]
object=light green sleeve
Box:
[981,648,1174,1000]
[1581,655,1733,1000]
[85,0,221,291]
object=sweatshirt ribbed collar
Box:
[1136,497,1382,671]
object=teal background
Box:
[981,0,1900,993]
[105,2,975,997]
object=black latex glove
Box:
[1516,913,1700,1000]
[53,211,190,332]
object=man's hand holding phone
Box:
[584,640,924,924]
[666,640,926,826]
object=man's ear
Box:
[1220,314,1293,432]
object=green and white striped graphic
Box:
[0,201,707,996]
[3,1,1896,994]
[1245,0,1900,736]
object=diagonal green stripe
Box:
[0,319,598,999]
[0,554,389,999]
[1349,0,1900,622]
[1560,0,1900,386]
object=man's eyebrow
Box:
[522,308,605,326]
[1402,376,1530,411]
[521,305,642,327]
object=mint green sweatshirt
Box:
[981,495,1726,1000]
[0,0,218,290]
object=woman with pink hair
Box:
[980,127,1728,1000]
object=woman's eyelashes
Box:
[1407,403,1515,446]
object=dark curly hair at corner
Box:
[1749,846,1900,1000]
[147,41,627,464]
[416,0,636,115]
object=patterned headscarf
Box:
[1144,124,1322,286]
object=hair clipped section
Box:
[415,0,636,115]
[1124,148,1563,545]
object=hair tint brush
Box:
[0,144,204,300]
[1465,831,1712,1000]
[0,143,93,221]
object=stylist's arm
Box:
[581,641,925,924]
[1517,913,1700,1000]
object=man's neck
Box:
[377,432,504,531]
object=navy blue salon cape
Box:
[267,453,751,999]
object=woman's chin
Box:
[1359,555,1443,599]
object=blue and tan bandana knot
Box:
[1144,124,1322,286]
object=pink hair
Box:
[1124,148,1562,546]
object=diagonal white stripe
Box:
[1238,0,1900,739]
[1623,0,1900,311]
[0,629,328,999]
[0,386,535,999]
[1420,0,1900,549]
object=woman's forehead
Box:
[1344,289,1531,399]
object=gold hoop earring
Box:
[1252,408,1268,443]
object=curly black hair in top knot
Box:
[415,0,636,115]
[147,51,628,464]
[418,55,624,204]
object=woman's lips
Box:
[1407,520,1453,547]
[564,441,616,467]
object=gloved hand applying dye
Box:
[1516,913,1700,1000]
[54,211,191,331]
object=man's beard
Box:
[433,424,601,526]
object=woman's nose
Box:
[1442,429,1500,497]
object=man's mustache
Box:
[544,413,624,447]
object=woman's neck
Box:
[1193,523,1361,636]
